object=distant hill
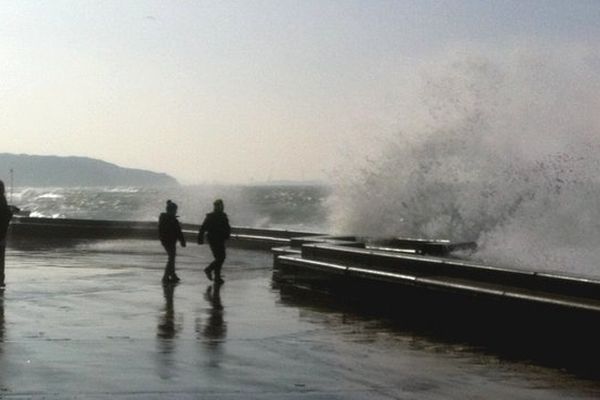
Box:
[0,154,179,187]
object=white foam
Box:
[36,193,64,199]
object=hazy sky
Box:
[1,1,599,184]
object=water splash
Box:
[330,46,600,277]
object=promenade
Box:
[0,238,598,399]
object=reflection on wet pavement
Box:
[0,238,597,399]
[195,283,227,372]
[199,284,227,344]
[0,292,5,344]
[155,283,182,381]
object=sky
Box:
[1,0,599,184]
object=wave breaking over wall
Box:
[330,45,600,277]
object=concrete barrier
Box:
[370,237,477,256]
[275,241,600,316]
[9,217,308,248]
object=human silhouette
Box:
[198,199,231,284]
[158,200,186,284]
[0,181,18,288]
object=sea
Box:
[9,184,331,232]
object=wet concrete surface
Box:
[0,239,599,399]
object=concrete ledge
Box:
[228,227,322,239]
[276,254,600,313]
[10,217,159,239]
[289,235,364,249]
[228,234,290,250]
[375,237,477,256]
[10,217,312,247]
[299,243,600,302]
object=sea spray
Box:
[330,46,600,277]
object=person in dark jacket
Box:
[198,199,231,284]
[159,200,186,284]
[0,180,18,288]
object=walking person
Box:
[198,199,231,285]
[158,200,186,284]
[0,180,18,288]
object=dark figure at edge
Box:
[198,199,231,285]
[159,200,186,284]
[0,181,19,288]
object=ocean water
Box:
[9,184,331,232]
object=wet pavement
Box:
[0,239,599,399]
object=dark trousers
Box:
[162,241,177,280]
[0,244,4,285]
[206,240,226,279]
